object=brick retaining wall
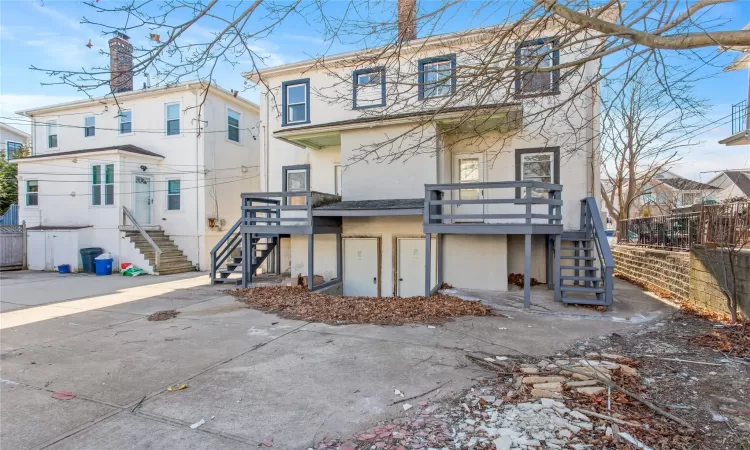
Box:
[612,246,690,302]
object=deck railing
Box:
[731,99,749,135]
[424,180,563,232]
[240,191,341,233]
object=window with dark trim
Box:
[353,67,385,109]
[84,116,95,137]
[515,39,560,96]
[26,180,38,206]
[282,164,310,205]
[418,55,456,100]
[282,79,310,126]
[514,147,560,198]
[5,141,23,159]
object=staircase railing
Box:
[209,217,243,285]
[122,206,162,272]
[580,197,615,306]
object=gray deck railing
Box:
[209,217,243,284]
[581,197,614,307]
[240,191,340,233]
[424,180,563,233]
[122,206,162,272]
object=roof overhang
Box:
[274,104,523,149]
[725,52,750,72]
[10,148,164,164]
[719,131,750,146]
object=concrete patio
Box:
[0,270,674,449]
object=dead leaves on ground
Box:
[228,286,491,325]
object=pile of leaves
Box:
[229,286,491,325]
[147,310,180,321]
[507,273,541,288]
[687,322,749,357]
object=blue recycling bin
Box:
[94,258,113,276]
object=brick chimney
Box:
[397,0,417,41]
[109,32,133,93]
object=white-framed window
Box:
[282,79,309,125]
[119,111,132,134]
[47,121,58,148]
[167,179,181,210]
[353,68,385,108]
[227,109,240,143]
[92,164,114,206]
[283,165,309,206]
[521,152,554,197]
[84,116,95,137]
[26,180,38,206]
[5,141,23,159]
[166,103,180,136]
[334,164,342,196]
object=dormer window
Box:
[353,67,385,109]
[418,55,456,100]
[282,79,310,126]
[515,39,560,96]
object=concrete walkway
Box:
[0,271,674,449]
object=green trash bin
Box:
[80,248,103,273]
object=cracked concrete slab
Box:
[0,381,117,450]
[138,328,483,449]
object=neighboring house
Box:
[636,174,719,216]
[212,0,616,308]
[1,122,31,159]
[706,169,750,200]
[11,33,259,274]
[719,22,750,147]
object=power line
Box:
[1,116,260,136]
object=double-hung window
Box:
[282,165,309,206]
[119,111,132,134]
[166,103,180,136]
[282,79,310,126]
[26,180,38,206]
[167,179,181,210]
[227,109,240,142]
[515,39,560,96]
[516,148,559,198]
[47,121,58,148]
[418,55,456,100]
[353,68,385,108]
[84,116,95,137]
[5,141,23,159]
[92,164,114,206]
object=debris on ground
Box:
[507,273,541,288]
[687,322,749,358]
[51,391,76,400]
[167,383,187,391]
[228,286,491,325]
[189,419,205,429]
[316,309,749,449]
[147,310,180,321]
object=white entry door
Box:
[397,238,437,297]
[133,175,153,224]
[452,153,485,221]
[343,238,379,296]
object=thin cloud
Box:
[30,2,83,30]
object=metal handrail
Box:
[581,197,614,305]
[122,206,162,272]
[210,217,243,283]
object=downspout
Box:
[195,90,201,270]
[265,90,270,192]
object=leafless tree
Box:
[26,0,750,162]
[599,65,706,221]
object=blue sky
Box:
[1,0,749,181]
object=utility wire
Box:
[1,116,261,135]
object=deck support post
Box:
[336,232,342,282]
[436,233,443,290]
[307,234,314,291]
[275,237,281,275]
[425,232,432,296]
[554,234,561,302]
[546,236,553,290]
[242,233,252,288]
[523,233,532,308]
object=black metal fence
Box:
[617,212,701,251]
[732,99,748,135]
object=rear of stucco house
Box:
[225,1,611,302]
[12,33,260,274]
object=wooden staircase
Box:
[212,235,278,285]
[124,230,196,275]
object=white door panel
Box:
[133,175,152,224]
[397,238,437,297]
[452,153,485,221]
[343,238,378,296]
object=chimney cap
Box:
[112,31,130,41]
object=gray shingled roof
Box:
[723,171,750,197]
[314,198,424,210]
[660,177,719,191]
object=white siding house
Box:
[13,81,259,273]
[1,123,31,159]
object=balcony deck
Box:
[240,191,342,235]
